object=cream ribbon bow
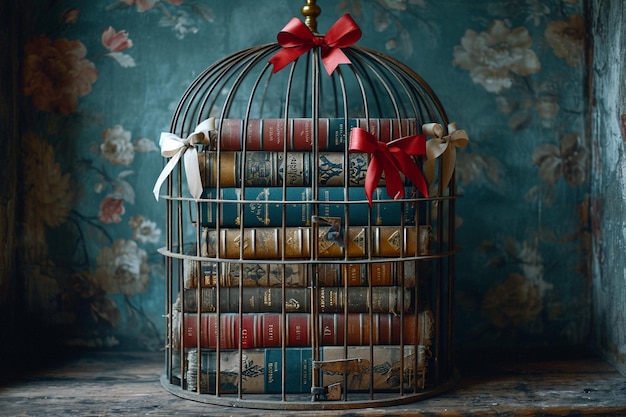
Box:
[423,122,469,192]
[152,118,215,201]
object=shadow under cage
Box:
[156,5,464,410]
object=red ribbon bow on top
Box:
[349,127,429,206]
[268,14,362,76]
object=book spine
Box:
[185,347,314,394]
[200,186,418,227]
[199,151,380,188]
[183,260,409,288]
[180,312,310,349]
[215,118,416,151]
[177,286,413,314]
[183,260,310,288]
[176,311,428,349]
[185,344,426,394]
[202,225,431,259]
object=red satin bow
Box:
[349,127,429,206]
[268,14,362,76]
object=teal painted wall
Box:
[3,0,595,359]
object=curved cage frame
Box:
[160,22,459,410]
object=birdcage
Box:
[156,1,465,409]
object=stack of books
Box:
[172,117,433,395]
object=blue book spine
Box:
[265,347,313,394]
[200,186,419,227]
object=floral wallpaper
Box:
[9,0,589,353]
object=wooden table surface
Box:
[1,350,625,416]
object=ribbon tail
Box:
[322,48,351,76]
[384,168,405,200]
[404,168,429,198]
[440,146,457,191]
[153,151,183,201]
[391,151,429,198]
[365,157,384,207]
[183,147,203,200]
[269,48,298,73]
[423,158,436,186]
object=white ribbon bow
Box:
[152,118,215,201]
[423,122,469,193]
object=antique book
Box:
[173,310,431,350]
[183,344,427,394]
[182,259,414,288]
[199,151,382,188]
[214,117,416,151]
[176,286,414,314]
[200,186,420,227]
[200,224,432,259]
[184,347,313,394]
[318,344,429,392]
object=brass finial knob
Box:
[301,0,321,33]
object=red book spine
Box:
[218,119,241,151]
[246,119,262,150]
[180,312,420,348]
[260,119,286,151]
[261,312,282,347]
[216,118,415,151]
[286,313,311,346]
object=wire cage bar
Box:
[159,8,460,410]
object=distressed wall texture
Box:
[590,0,626,376]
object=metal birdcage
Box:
[158,1,461,410]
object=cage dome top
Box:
[154,1,469,202]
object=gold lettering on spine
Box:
[263,288,272,308]
[267,361,276,384]
[294,324,302,342]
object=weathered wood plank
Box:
[0,352,625,416]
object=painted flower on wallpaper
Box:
[22,132,75,261]
[159,9,199,39]
[24,132,75,228]
[109,0,213,39]
[101,124,135,166]
[99,196,126,224]
[101,26,136,68]
[495,88,560,130]
[532,133,588,186]
[482,273,543,328]
[337,0,429,58]
[134,137,159,152]
[453,20,541,93]
[95,239,150,297]
[545,14,585,67]
[524,1,550,27]
[102,26,133,52]
[129,215,162,244]
[62,8,80,24]
[120,0,183,12]
[455,152,503,190]
[23,35,98,114]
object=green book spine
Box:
[200,186,419,227]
